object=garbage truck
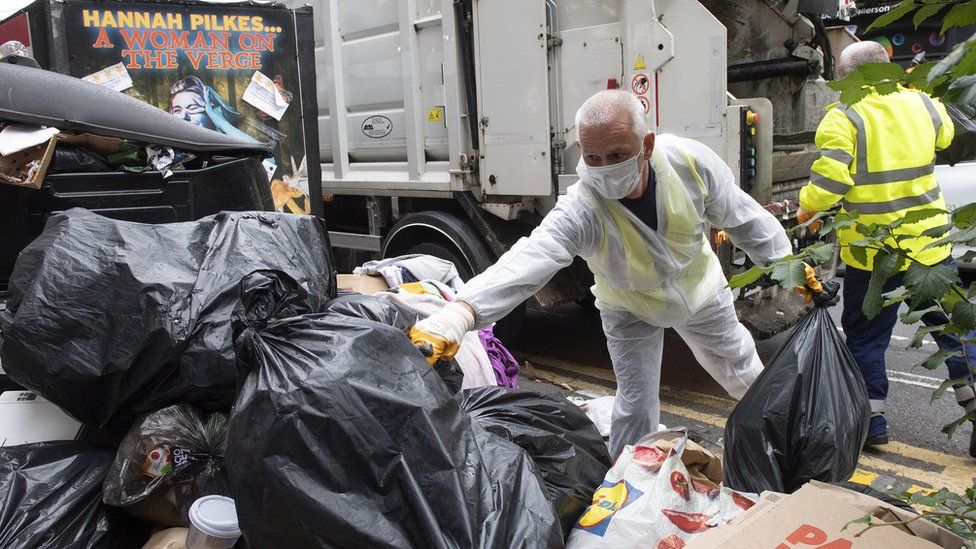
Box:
[291,0,845,340]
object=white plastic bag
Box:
[567,430,757,549]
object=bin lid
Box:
[0,62,272,155]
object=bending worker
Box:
[410,90,793,458]
[798,42,976,453]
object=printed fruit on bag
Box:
[661,509,710,534]
[657,533,686,549]
[669,471,690,500]
[633,446,667,470]
[732,491,756,510]
[690,479,719,499]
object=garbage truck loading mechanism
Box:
[311,0,841,338]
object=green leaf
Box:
[728,266,766,289]
[926,226,976,250]
[921,223,954,239]
[942,2,976,35]
[892,207,947,228]
[932,378,967,403]
[942,412,976,439]
[849,245,870,267]
[914,3,944,29]
[901,305,941,324]
[953,203,976,229]
[911,324,946,349]
[864,251,902,319]
[805,242,836,266]
[952,300,976,332]
[920,348,962,371]
[842,512,875,531]
[883,286,910,307]
[959,250,976,263]
[771,259,808,290]
[868,1,920,32]
[904,262,956,303]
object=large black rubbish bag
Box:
[0,441,149,549]
[226,271,562,549]
[328,292,413,330]
[0,208,336,427]
[103,404,229,526]
[937,102,976,166]
[458,387,611,538]
[723,304,870,493]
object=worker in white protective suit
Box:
[409,90,799,458]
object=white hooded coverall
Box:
[457,135,792,457]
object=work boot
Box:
[863,414,888,448]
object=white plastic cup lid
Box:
[188,495,241,539]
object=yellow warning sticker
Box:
[427,108,443,122]
[633,54,646,71]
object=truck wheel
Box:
[404,240,526,345]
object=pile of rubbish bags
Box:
[0,209,612,547]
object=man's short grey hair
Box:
[837,41,890,78]
[575,90,649,142]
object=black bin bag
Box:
[103,404,229,526]
[723,303,870,493]
[0,208,336,428]
[226,271,562,549]
[937,102,976,166]
[457,387,611,538]
[0,441,149,549]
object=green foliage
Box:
[911,324,946,349]
[864,251,903,319]
[827,62,906,105]
[727,267,764,288]
[920,348,962,371]
[943,1,976,35]
[903,262,957,303]
[821,212,857,235]
[952,300,976,332]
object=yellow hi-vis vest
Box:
[584,144,726,327]
[799,88,955,271]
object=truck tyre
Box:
[384,212,526,344]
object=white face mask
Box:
[577,149,644,200]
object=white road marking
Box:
[888,370,941,390]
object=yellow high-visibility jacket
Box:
[799,88,955,271]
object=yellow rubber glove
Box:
[408,326,461,366]
[797,209,822,233]
[408,301,475,366]
[794,264,824,304]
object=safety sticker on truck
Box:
[637,96,651,114]
[633,54,647,71]
[362,115,393,139]
[427,108,443,122]
[631,73,650,95]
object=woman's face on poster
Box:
[170,91,213,129]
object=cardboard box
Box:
[336,273,389,295]
[687,481,965,549]
[0,390,83,446]
[0,131,126,189]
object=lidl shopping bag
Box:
[566,430,758,549]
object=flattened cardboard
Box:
[337,274,389,296]
[687,482,963,549]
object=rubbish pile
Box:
[0,210,965,548]
[0,122,196,189]
[0,210,608,547]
